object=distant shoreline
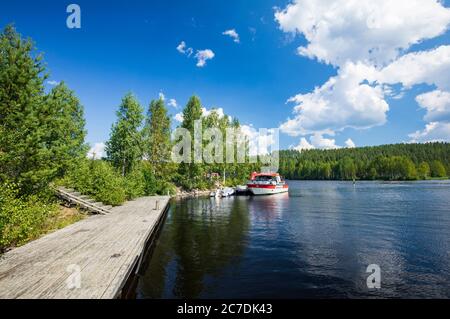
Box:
[285,178,449,182]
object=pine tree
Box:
[142,97,172,178]
[44,82,88,177]
[106,93,144,176]
[0,25,51,193]
[181,96,203,132]
[178,96,204,189]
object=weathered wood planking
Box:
[56,187,112,215]
[0,196,170,299]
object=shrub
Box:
[157,180,177,196]
[141,163,176,195]
[60,159,127,206]
[124,165,146,199]
[60,159,178,204]
[430,160,447,178]
[0,183,58,252]
[142,165,158,195]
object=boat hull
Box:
[247,184,289,195]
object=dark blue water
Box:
[137,181,450,298]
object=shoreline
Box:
[284,178,450,182]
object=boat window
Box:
[255,175,274,182]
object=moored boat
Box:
[235,185,249,195]
[221,187,235,197]
[247,172,289,195]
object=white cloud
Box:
[222,29,240,43]
[310,133,340,149]
[176,41,193,56]
[174,112,184,123]
[177,41,214,67]
[47,80,60,86]
[292,134,356,151]
[195,49,215,67]
[415,90,450,123]
[202,107,225,118]
[409,122,450,142]
[292,137,314,151]
[345,138,356,148]
[240,125,278,156]
[87,142,106,159]
[379,45,450,90]
[276,0,450,144]
[275,0,450,67]
[176,41,186,53]
[174,107,225,123]
[280,62,388,136]
[168,98,178,108]
[173,104,277,156]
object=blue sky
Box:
[2,0,450,153]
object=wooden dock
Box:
[0,196,170,299]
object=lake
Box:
[136,180,450,299]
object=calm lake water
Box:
[137,180,450,299]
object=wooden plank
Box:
[55,188,112,215]
[0,196,170,299]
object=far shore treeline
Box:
[0,25,449,251]
[279,143,449,181]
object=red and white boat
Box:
[247,172,289,195]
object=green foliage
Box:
[142,98,172,170]
[279,143,449,180]
[417,162,431,179]
[181,96,203,132]
[44,82,88,176]
[141,97,176,192]
[0,25,87,194]
[372,156,417,180]
[338,157,356,180]
[142,163,158,195]
[0,25,50,193]
[140,162,177,195]
[0,26,90,250]
[430,160,447,178]
[0,183,58,251]
[124,164,146,199]
[174,97,256,190]
[177,96,205,189]
[106,93,144,176]
[61,159,127,206]
[60,159,176,204]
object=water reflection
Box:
[248,192,289,224]
[138,181,450,298]
[138,197,250,298]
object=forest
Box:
[1,25,449,251]
[279,143,449,181]
[0,25,257,250]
